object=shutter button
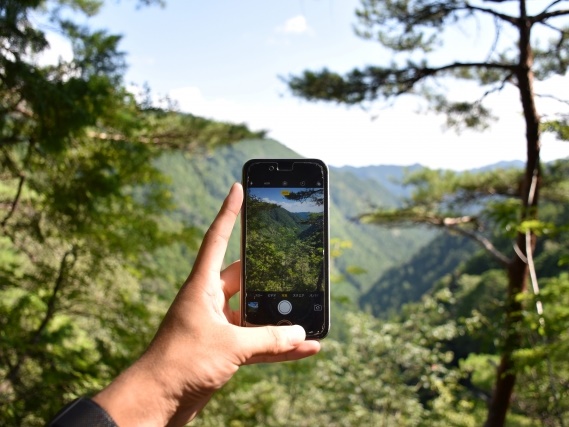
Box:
[277,300,292,315]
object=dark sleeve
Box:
[47,397,118,427]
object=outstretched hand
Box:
[93,183,321,426]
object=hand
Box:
[92,183,321,426]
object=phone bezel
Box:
[240,159,330,339]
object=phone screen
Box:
[241,159,329,339]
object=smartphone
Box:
[241,159,330,339]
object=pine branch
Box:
[360,210,510,266]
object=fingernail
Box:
[286,325,306,345]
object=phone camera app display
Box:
[242,160,329,339]
[245,186,324,293]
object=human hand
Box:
[92,183,321,426]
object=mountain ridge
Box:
[154,138,530,312]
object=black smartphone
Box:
[241,159,330,339]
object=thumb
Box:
[239,325,306,363]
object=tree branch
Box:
[445,223,510,266]
[0,173,25,228]
[540,0,564,15]
[1,144,33,227]
[4,246,78,389]
[535,92,569,107]
[478,72,515,102]
[32,246,78,344]
[377,61,516,97]
[536,20,569,37]
[359,210,510,266]
[463,3,519,25]
[532,8,569,23]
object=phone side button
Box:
[277,320,293,326]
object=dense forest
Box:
[244,190,324,293]
[180,142,569,427]
[1,1,568,426]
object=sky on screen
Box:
[44,0,569,170]
[249,188,321,214]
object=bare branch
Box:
[1,144,33,227]
[535,93,569,107]
[463,3,519,25]
[478,72,514,102]
[0,173,25,228]
[442,215,476,226]
[532,8,569,23]
[541,0,564,15]
[536,19,569,36]
[445,224,510,266]
[485,17,503,62]
[32,246,78,344]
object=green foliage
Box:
[511,273,569,423]
[360,160,569,267]
[542,119,569,141]
[0,1,260,424]
[245,191,324,292]
[155,138,432,299]
[196,311,471,427]
[361,233,477,317]
[2,1,567,425]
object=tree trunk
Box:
[484,250,529,427]
[484,1,541,425]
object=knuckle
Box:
[266,327,286,355]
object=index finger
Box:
[192,183,243,279]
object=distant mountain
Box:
[356,159,530,316]
[336,164,423,199]
[255,206,311,234]
[337,160,527,200]
[470,160,525,172]
[294,212,312,222]
[153,138,529,313]
[154,138,432,304]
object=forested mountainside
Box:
[5,1,568,424]
[152,138,433,304]
[153,140,547,315]
[192,152,569,427]
[361,233,477,317]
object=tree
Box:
[286,1,569,426]
[0,1,261,424]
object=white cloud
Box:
[275,15,311,35]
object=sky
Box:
[249,188,322,213]
[47,0,569,170]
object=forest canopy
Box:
[1,1,568,426]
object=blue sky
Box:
[47,0,569,169]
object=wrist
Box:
[93,356,179,427]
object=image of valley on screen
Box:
[246,187,324,293]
